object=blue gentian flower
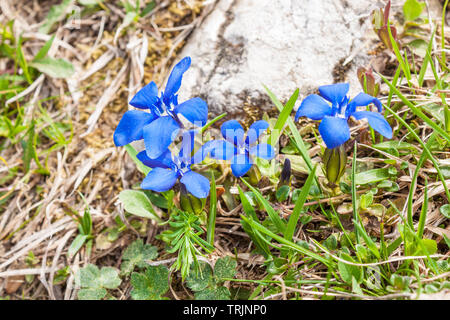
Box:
[295,83,392,149]
[135,130,210,198]
[205,120,275,177]
[113,56,208,159]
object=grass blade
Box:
[240,178,286,234]
[284,164,316,241]
[206,171,217,246]
[268,88,299,147]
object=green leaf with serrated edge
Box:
[76,264,121,290]
[77,288,107,300]
[195,287,230,300]
[118,190,161,222]
[121,239,158,275]
[68,234,88,258]
[214,257,237,281]
[130,266,169,300]
[98,267,122,289]
[186,261,213,292]
[30,57,75,78]
[354,168,390,185]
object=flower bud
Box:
[323,145,347,186]
[357,67,380,97]
[180,184,205,215]
[277,158,291,189]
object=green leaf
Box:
[34,35,55,61]
[76,264,121,300]
[22,121,36,173]
[68,234,88,258]
[354,168,390,185]
[39,0,75,34]
[186,261,214,292]
[77,288,107,300]
[268,88,299,147]
[240,178,286,234]
[195,287,230,300]
[121,239,158,276]
[30,57,75,79]
[374,141,416,152]
[141,1,156,16]
[214,257,237,281]
[284,165,316,241]
[275,185,290,202]
[338,253,362,285]
[263,85,316,183]
[360,193,373,210]
[130,266,169,300]
[207,171,217,246]
[440,204,450,219]
[403,0,425,21]
[125,144,150,175]
[118,190,161,222]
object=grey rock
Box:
[177,0,385,117]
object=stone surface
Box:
[177,0,386,117]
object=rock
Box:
[177,0,384,117]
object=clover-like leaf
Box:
[121,239,158,276]
[130,265,169,300]
[194,286,231,300]
[214,257,237,281]
[76,264,121,300]
[186,261,214,292]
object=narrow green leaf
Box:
[268,88,299,147]
[68,234,88,258]
[30,57,75,78]
[206,171,217,246]
[240,178,286,234]
[33,35,55,61]
[379,73,450,144]
[284,165,316,241]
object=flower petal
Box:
[137,150,174,169]
[180,171,210,198]
[346,92,382,117]
[179,129,198,162]
[318,83,349,105]
[295,94,332,121]
[246,120,269,145]
[318,116,351,149]
[129,81,160,110]
[163,56,191,105]
[174,97,208,126]
[209,140,236,160]
[143,116,181,159]
[351,111,392,139]
[249,143,275,160]
[230,153,253,177]
[141,168,178,192]
[113,110,156,146]
[221,120,245,147]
